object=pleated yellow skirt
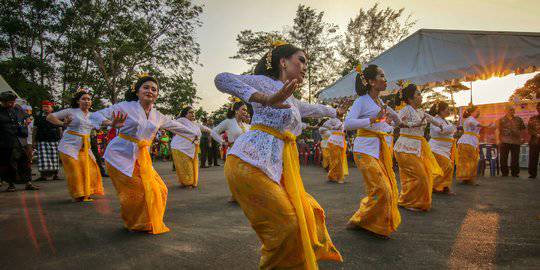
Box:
[327,143,345,182]
[395,152,433,211]
[60,151,104,199]
[456,143,479,183]
[171,149,198,187]
[322,147,330,169]
[224,155,342,269]
[432,153,454,192]
[348,153,401,236]
[106,161,170,234]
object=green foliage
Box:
[338,3,415,74]
[510,73,540,101]
[0,0,203,110]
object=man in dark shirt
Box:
[0,91,39,191]
[33,100,62,181]
[527,102,540,179]
[496,105,526,177]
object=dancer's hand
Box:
[111,111,128,128]
[63,115,73,128]
[251,79,299,109]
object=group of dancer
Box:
[43,41,489,269]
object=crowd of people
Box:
[1,40,539,269]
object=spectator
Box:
[200,118,221,167]
[527,102,540,179]
[34,100,62,181]
[496,105,526,177]
[0,91,39,191]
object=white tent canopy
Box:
[318,29,540,101]
[0,74,18,97]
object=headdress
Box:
[41,100,54,106]
[355,64,367,86]
[131,72,154,92]
[265,38,289,70]
[228,96,242,109]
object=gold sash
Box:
[119,133,168,234]
[400,134,443,178]
[251,124,320,270]
[67,130,91,198]
[432,137,458,164]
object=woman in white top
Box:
[394,84,443,212]
[428,101,458,195]
[318,123,331,170]
[344,64,402,238]
[171,106,223,188]
[456,106,490,184]
[47,91,104,202]
[212,101,250,148]
[214,43,342,269]
[90,74,194,235]
[320,118,348,183]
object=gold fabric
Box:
[327,143,345,182]
[432,153,454,192]
[250,124,342,270]
[171,149,199,187]
[432,137,458,164]
[322,147,330,169]
[115,133,170,234]
[59,151,104,199]
[348,153,401,236]
[225,155,342,269]
[395,152,433,211]
[456,143,479,183]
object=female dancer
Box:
[393,84,443,212]
[90,74,195,234]
[428,101,457,194]
[212,101,250,148]
[318,123,330,171]
[320,118,348,183]
[344,64,401,238]
[215,42,343,269]
[171,106,222,188]
[457,106,490,184]
[46,90,104,201]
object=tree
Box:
[157,73,200,116]
[509,73,540,101]
[338,3,415,75]
[422,88,451,110]
[230,30,286,74]
[210,104,230,124]
[288,5,340,103]
[194,107,208,121]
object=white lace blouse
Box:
[52,108,96,160]
[458,116,481,147]
[171,117,223,158]
[344,94,399,159]
[394,105,437,156]
[90,101,195,177]
[320,118,344,147]
[214,73,336,183]
[212,118,249,144]
[428,116,457,159]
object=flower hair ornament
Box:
[396,80,412,111]
[131,71,153,92]
[75,86,90,95]
[228,96,242,109]
[355,64,368,87]
[265,38,289,70]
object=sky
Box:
[191,0,540,112]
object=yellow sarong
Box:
[65,131,96,200]
[327,131,348,182]
[172,135,200,187]
[243,124,342,270]
[457,143,479,183]
[321,146,330,169]
[431,137,457,192]
[225,155,342,269]
[59,149,103,200]
[112,133,169,234]
[396,134,442,211]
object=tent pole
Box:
[470,81,473,105]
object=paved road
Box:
[1,161,539,269]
